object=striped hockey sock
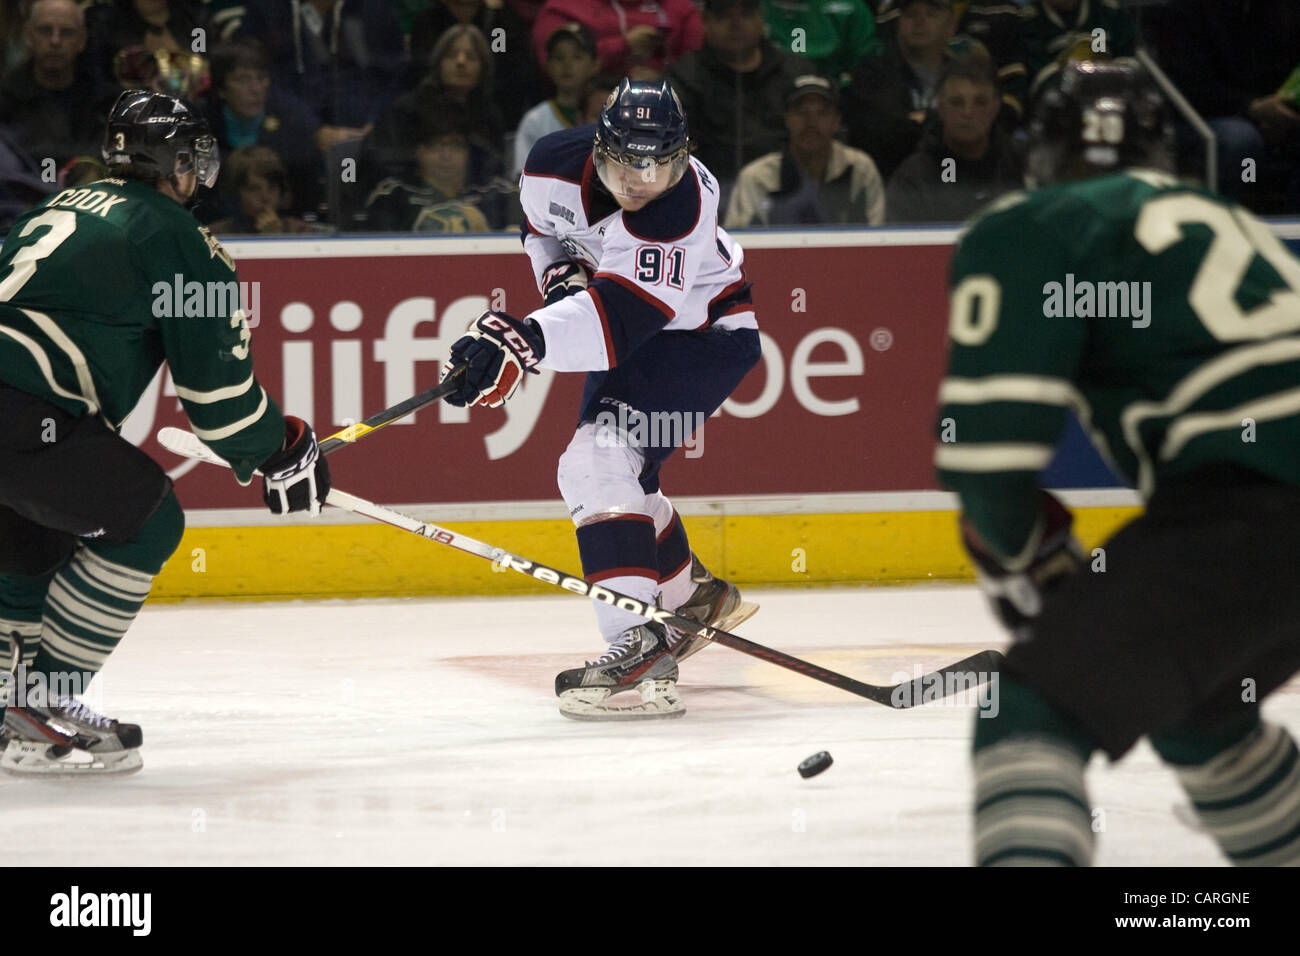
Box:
[973,735,1095,866]
[1160,721,1300,866]
[972,675,1097,866]
[32,547,154,691]
[575,514,659,640]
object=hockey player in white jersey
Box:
[441,79,761,719]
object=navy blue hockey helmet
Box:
[593,78,690,202]
[1026,59,1174,187]
[103,89,220,190]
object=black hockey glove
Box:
[261,416,331,516]
[961,490,1085,633]
[541,261,590,306]
[441,311,544,409]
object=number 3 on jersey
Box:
[635,245,686,289]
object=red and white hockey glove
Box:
[961,490,1085,632]
[261,416,331,516]
[441,311,545,409]
[540,260,589,306]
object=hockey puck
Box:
[797,751,833,778]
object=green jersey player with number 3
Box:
[0,90,331,776]
[935,60,1300,865]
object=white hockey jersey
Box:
[519,125,757,372]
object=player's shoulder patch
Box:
[621,165,702,243]
[524,124,596,183]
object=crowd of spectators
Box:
[0,0,1297,235]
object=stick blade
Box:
[156,427,232,469]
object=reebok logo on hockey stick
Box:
[50,886,151,936]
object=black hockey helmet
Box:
[1026,59,1174,187]
[102,89,220,189]
[593,78,690,196]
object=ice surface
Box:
[4,585,1285,866]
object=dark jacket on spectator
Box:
[666,40,810,184]
[875,0,1030,118]
[1021,0,1136,95]
[841,37,937,180]
[84,0,210,85]
[885,118,1022,224]
[236,0,407,128]
[1146,0,1300,119]
[0,61,120,169]
[0,125,56,234]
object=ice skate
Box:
[556,621,684,720]
[666,554,759,662]
[1,672,143,776]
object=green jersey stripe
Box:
[935,443,1056,472]
[174,372,255,404]
[23,308,103,419]
[191,387,269,442]
[1163,385,1300,462]
[0,321,96,414]
[939,375,1084,408]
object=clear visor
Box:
[179,135,220,189]
[594,143,687,203]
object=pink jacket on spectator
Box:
[532,0,703,78]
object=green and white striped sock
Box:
[1166,721,1300,866]
[33,548,154,689]
[974,734,1095,866]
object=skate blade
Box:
[0,739,143,776]
[674,600,760,663]
[558,680,686,721]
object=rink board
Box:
[152,498,1140,599]
[139,223,1300,598]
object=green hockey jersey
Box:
[0,177,283,482]
[935,169,1300,560]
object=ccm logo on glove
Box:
[441,310,545,409]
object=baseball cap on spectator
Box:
[787,74,838,110]
[703,0,761,12]
[546,23,598,60]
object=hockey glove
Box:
[441,311,544,409]
[541,261,590,306]
[961,490,1085,633]
[261,416,331,516]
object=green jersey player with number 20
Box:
[935,60,1300,866]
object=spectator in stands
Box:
[1147,0,1300,212]
[1021,0,1136,97]
[410,0,538,128]
[761,0,880,86]
[875,0,1029,121]
[885,50,1021,223]
[513,24,600,177]
[725,73,884,226]
[236,0,405,147]
[841,0,955,180]
[667,0,811,191]
[208,145,328,234]
[0,0,120,170]
[532,0,703,81]
[204,37,323,219]
[84,0,208,85]
[363,101,519,232]
[364,23,507,192]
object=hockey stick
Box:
[317,364,466,454]
[157,427,1004,708]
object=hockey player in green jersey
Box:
[936,60,1300,865]
[0,90,331,775]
